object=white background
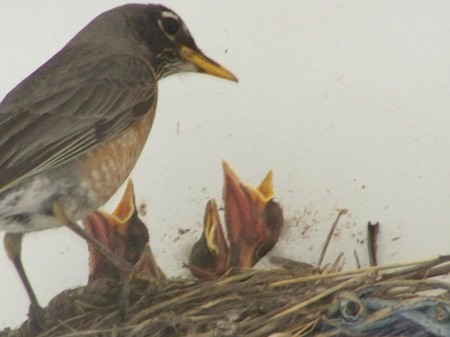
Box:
[1,0,450,328]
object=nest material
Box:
[2,256,450,337]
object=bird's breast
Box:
[76,107,156,215]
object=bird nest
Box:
[2,256,450,337]
[2,165,450,337]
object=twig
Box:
[353,250,361,269]
[270,256,449,288]
[269,272,370,322]
[316,209,348,268]
[367,222,380,267]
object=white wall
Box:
[1,0,450,328]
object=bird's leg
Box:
[3,233,37,305]
[52,205,136,275]
[3,233,44,328]
[53,205,142,321]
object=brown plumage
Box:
[1,4,236,318]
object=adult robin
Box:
[0,3,237,319]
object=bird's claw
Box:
[28,302,45,331]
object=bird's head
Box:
[189,199,229,279]
[223,162,284,268]
[105,4,238,81]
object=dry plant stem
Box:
[245,273,371,337]
[3,256,450,337]
[271,272,370,322]
[330,252,344,272]
[367,222,380,267]
[270,255,450,288]
[128,277,230,324]
[379,255,450,281]
[375,279,450,291]
[353,250,361,269]
[292,318,319,337]
[316,209,348,268]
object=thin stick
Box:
[270,255,449,288]
[316,209,348,268]
[269,272,370,322]
[330,252,345,272]
[353,250,361,269]
[367,222,380,267]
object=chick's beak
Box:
[189,199,229,279]
[106,180,136,236]
[223,162,275,269]
[203,199,228,258]
[180,46,238,82]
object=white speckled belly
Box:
[0,173,74,232]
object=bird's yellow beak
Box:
[204,199,229,261]
[180,46,238,82]
[257,171,275,201]
[96,179,136,237]
[189,198,229,279]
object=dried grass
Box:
[2,256,450,337]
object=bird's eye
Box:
[161,17,179,35]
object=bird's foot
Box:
[28,302,45,331]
